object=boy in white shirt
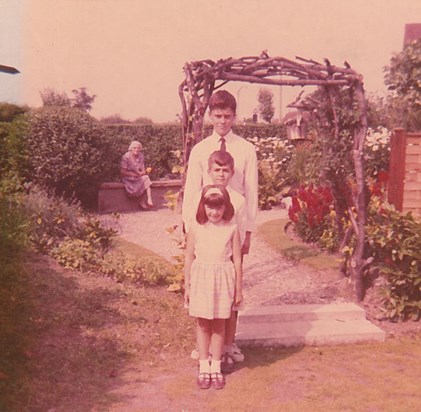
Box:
[183,90,258,256]
[183,90,258,370]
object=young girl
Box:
[184,184,243,390]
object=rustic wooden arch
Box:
[179,53,369,300]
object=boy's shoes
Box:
[221,352,235,374]
[231,343,245,362]
[197,372,211,389]
[211,372,225,390]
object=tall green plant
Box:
[285,142,320,188]
[0,116,30,180]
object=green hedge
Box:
[104,124,182,181]
[1,112,288,207]
[25,107,115,208]
[104,123,287,181]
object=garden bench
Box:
[98,179,182,214]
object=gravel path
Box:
[116,207,331,308]
[110,208,421,341]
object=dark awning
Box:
[0,64,20,74]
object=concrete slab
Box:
[238,303,366,323]
[236,318,386,347]
[236,303,385,347]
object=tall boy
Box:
[182,90,258,366]
[183,90,258,254]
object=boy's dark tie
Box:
[219,137,226,151]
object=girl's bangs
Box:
[204,193,225,207]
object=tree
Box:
[0,103,29,122]
[99,114,128,124]
[40,88,71,107]
[384,38,421,131]
[257,88,275,123]
[133,116,153,124]
[71,87,96,112]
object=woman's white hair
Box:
[129,140,142,151]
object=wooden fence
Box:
[388,128,421,215]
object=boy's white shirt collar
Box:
[210,130,235,142]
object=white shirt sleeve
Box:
[243,143,258,232]
[235,193,247,245]
[184,193,201,233]
[182,145,204,228]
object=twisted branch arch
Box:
[179,53,368,300]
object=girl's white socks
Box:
[210,359,221,374]
[199,359,211,373]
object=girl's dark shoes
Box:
[210,372,225,390]
[197,372,211,389]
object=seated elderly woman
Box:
[120,140,153,209]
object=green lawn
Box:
[258,218,341,270]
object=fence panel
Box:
[388,129,421,215]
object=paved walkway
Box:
[116,207,325,309]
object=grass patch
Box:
[0,251,195,411]
[258,218,340,270]
[113,236,174,270]
[150,338,421,411]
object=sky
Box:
[1,0,421,123]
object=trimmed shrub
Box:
[25,106,116,208]
[233,123,287,140]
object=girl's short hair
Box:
[196,184,235,224]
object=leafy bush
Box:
[246,136,293,209]
[384,37,421,131]
[21,184,170,286]
[366,198,421,321]
[52,239,170,285]
[365,127,390,179]
[23,186,83,253]
[0,116,30,180]
[26,106,115,208]
[257,160,284,210]
[164,224,186,292]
